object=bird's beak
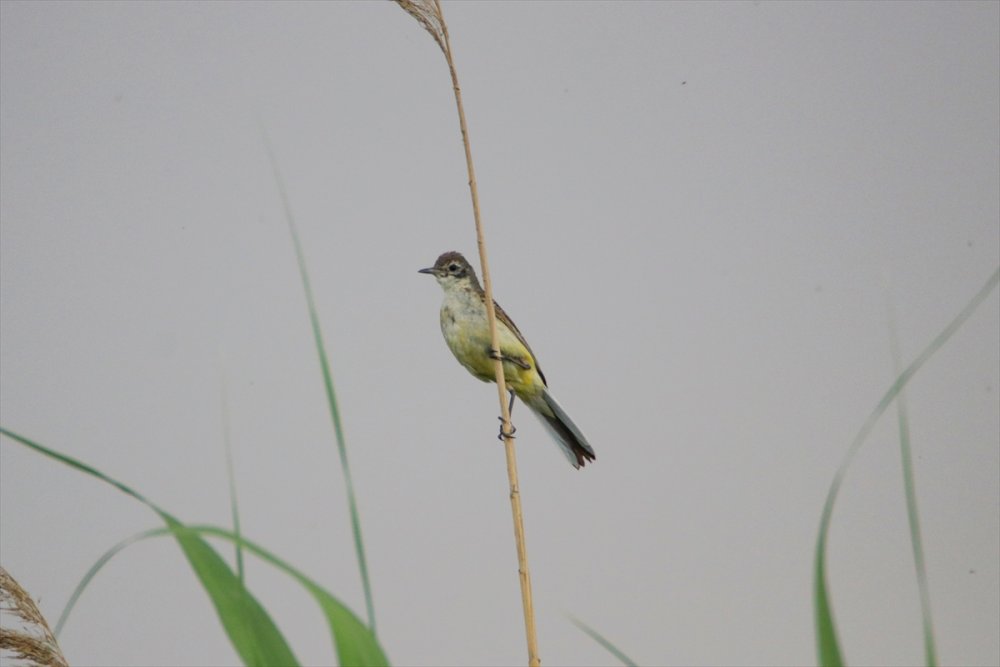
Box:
[418,267,437,275]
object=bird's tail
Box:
[526,389,596,469]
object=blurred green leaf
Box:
[569,616,638,666]
[813,267,998,666]
[0,428,298,667]
[262,133,376,635]
[887,302,938,667]
[198,526,389,667]
[58,525,390,666]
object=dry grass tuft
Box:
[0,567,68,667]
[395,0,446,53]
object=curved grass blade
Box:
[53,527,163,637]
[568,615,638,667]
[814,267,999,666]
[58,525,389,666]
[0,428,299,667]
[887,302,938,666]
[260,132,376,634]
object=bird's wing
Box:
[492,298,547,386]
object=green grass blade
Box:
[197,526,389,667]
[54,528,164,638]
[813,266,999,666]
[261,132,376,634]
[166,516,299,667]
[568,616,638,667]
[815,496,845,667]
[887,303,938,666]
[0,428,299,667]
[59,525,389,666]
[220,371,246,582]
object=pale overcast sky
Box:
[1,2,998,666]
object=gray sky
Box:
[1,2,998,666]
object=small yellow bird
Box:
[419,251,596,468]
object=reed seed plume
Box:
[395,0,446,54]
[0,567,68,667]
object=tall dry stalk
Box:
[0,567,69,667]
[395,1,540,665]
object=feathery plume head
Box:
[395,0,447,54]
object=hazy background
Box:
[1,2,997,666]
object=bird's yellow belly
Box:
[440,302,544,399]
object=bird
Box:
[419,251,596,468]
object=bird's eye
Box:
[448,263,460,273]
